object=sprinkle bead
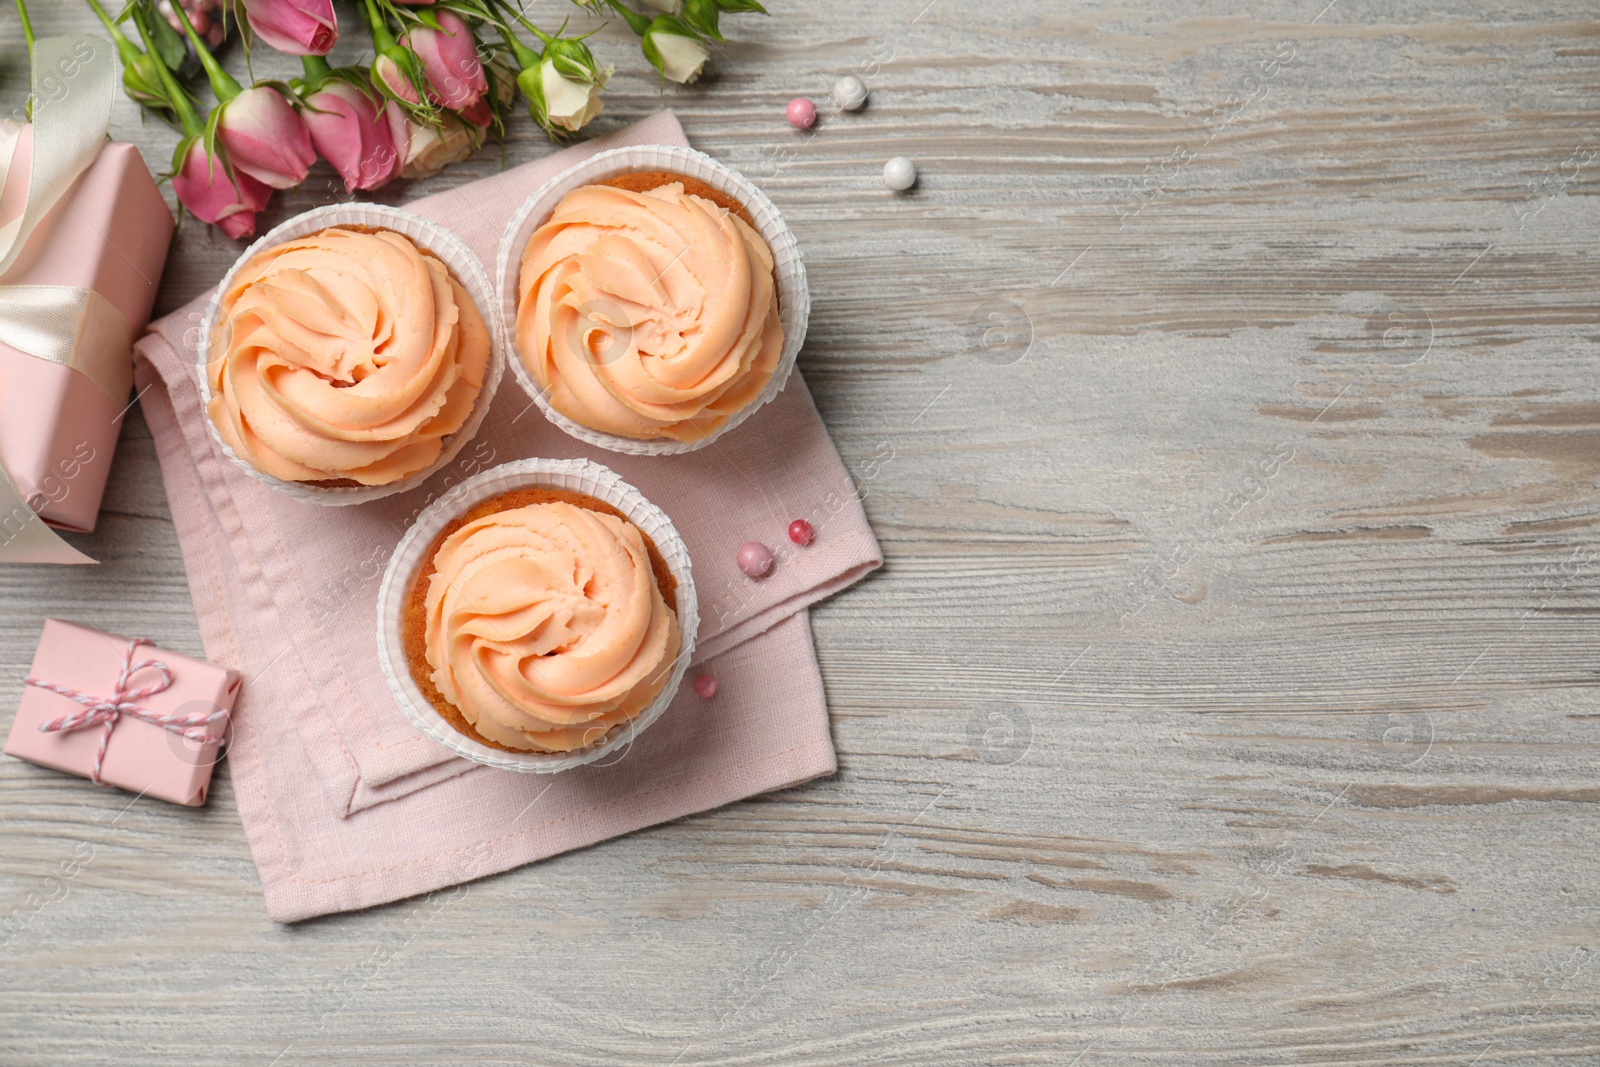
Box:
[787,97,817,130]
[788,519,814,546]
[694,674,718,699]
[737,541,774,578]
[884,156,917,192]
[832,75,868,112]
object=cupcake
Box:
[510,152,799,448]
[206,224,491,487]
[402,486,683,753]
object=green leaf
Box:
[606,0,654,37]
[646,13,700,39]
[682,0,724,40]
[202,103,225,165]
[143,0,188,71]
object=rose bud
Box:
[85,0,173,110]
[518,35,609,136]
[216,85,316,189]
[123,51,170,109]
[301,78,402,191]
[396,112,479,180]
[239,0,337,57]
[604,4,710,85]
[404,10,487,110]
[372,46,426,106]
[643,16,711,84]
[172,137,273,240]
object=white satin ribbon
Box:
[0,284,135,403]
[0,35,119,565]
[0,462,96,564]
[0,36,116,275]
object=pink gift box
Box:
[4,619,241,806]
[0,127,173,532]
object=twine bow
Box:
[25,637,229,785]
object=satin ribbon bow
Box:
[0,34,124,566]
[26,637,230,786]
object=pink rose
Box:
[404,11,486,110]
[172,138,273,239]
[216,85,316,189]
[301,79,402,192]
[241,0,337,57]
[372,50,423,105]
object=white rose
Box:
[649,30,709,84]
[541,58,608,132]
[400,114,479,180]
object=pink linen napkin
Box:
[131,111,881,922]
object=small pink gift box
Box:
[0,127,173,533]
[4,619,241,806]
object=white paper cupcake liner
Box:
[376,457,699,774]
[495,144,810,456]
[197,203,507,507]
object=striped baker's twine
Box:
[25,637,229,786]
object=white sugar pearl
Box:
[883,156,917,192]
[832,75,868,112]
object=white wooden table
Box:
[4,2,1599,1063]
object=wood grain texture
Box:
[3,1,1599,1063]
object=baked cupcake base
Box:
[594,170,757,229]
[400,486,679,754]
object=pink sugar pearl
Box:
[788,519,814,546]
[694,674,718,699]
[786,97,817,130]
[738,541,774,578]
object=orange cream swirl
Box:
[423,501,682,751]
[207,227,490,485]
[516,181,783,442]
